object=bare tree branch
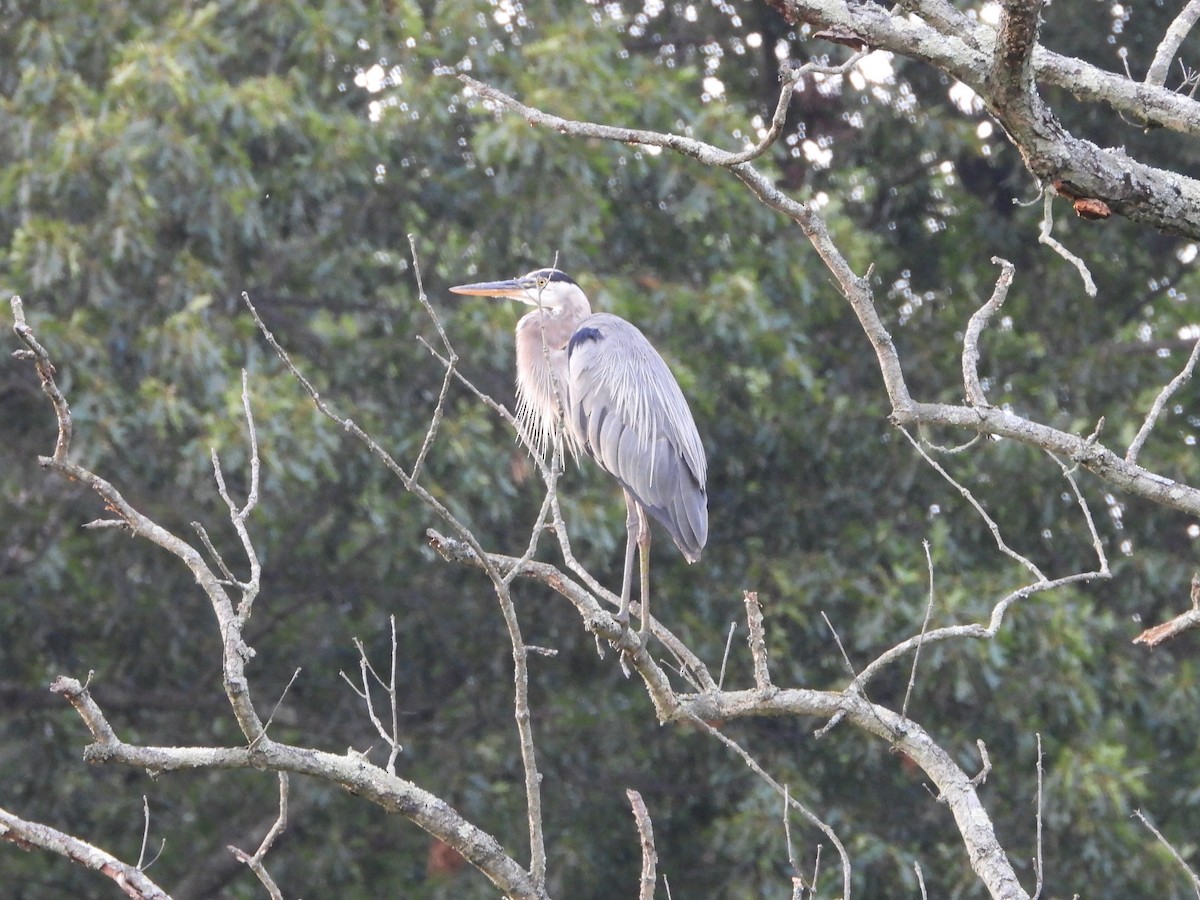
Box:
[1032,734,1044,900]
[914,859,929,900]
[1132,809,1200,898]
[899,0,975,45]
[718,621,738,691]
[10,296,71,461]
[341,617,404,775]
[1147,2,1200,88]
[49,675,548,900]
[428,528,1034,899]
[248,289,554,888]
[689,717,852,899]
[626,790,658,900]
[828,445,1110,714]
[962,258,1016,407]
[989,0,1044,108]
[12,297,266,743]
[744,591,773,692]
[450,76,1200,529]
[408,234,458,484]
[1133,572,1200,646]
[1038,192,1098,298]
[229,773,289,900]
[1126,335,1200,465]
[764,0,1200,236]
[900,428,1046,580]
[0,805,172,900]
[901,541,937,720]
[210,369,263,619]
[11,300,553,899]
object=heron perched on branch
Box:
[450,268,708,633]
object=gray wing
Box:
[566,313,708,561]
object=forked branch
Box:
[11,297,266,742]
[0,805,171,900]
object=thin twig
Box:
[0,805,171,900]
[239,371,260,517]
[386,616,401,772]
[408,235,458,483]
[914,859,928,900]
[1126,334,1200,464]
[1132,809,1200,898]
[820,611,858,678]
[10,296,72,461]
[900,426,1047,581]
[16,299,266,741]
[340,628,403,775]
[718,58,822,166]
[901,541,937,720]
[783,785,806,900]
[962,257,1016,407]
[1045,451,1109,576]
[921,432,985,455]
[506,584,547,889]
[690,717,852,899]
[137,797,151,870]
[210,370,263,619]
[1032,734,1044,900]
[1038,192,1097,297]
[1147,1,1200,87]
[848,452,1110,696]
[970,739,992,788]
[416,335,553,481]
[849,569,1108,698]
[626,789,658,900]
[1134,572,1200,646]
[81,518,128,530]
[460,54,868,171]
[252,668,303,750]
[230,772,289,900]
[503,428,567,589]
[813,611,859,738]
[718,621,737,690]
[744,591,772,692]
[243,292,506,587]
[192,522,238,585]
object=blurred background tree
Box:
[3,1,1200,897]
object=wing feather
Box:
[567,313,708,560]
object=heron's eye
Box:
[536,277,548,287]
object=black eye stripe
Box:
[521,267,578,287]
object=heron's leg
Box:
[617,490,640,627]
[636,502,652,635]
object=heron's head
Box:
[449,268,586,312]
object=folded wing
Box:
[567,313,708,561]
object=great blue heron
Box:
[450,268,708,634]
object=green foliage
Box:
[4,2,1200,898]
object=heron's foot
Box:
[614,605,631,630]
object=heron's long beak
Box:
[448,279,528,299]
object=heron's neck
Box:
[516,300,589,351]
